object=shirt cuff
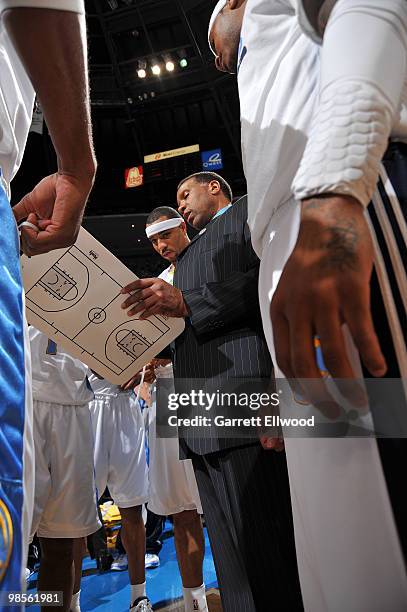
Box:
[0,0,84,13]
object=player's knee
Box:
[173,509,200,529]
[120,505,143,525]
[40,537,74,562]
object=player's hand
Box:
[121,371,142,391]
[121,362,156,390]
[152,358,172,369]
[259,434,284,452]
[13,170,95,256]
[270,195,386,412]
[121,278,189,319]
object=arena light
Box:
[163,54,175,72]
[137,59,147,79]
[151,62,161,76]
[178,49,188,69]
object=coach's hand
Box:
[259,434,284,452]
[121,278,189,320]
[13,170,95,256]
[270,195,386,411]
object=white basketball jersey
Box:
[159,264,175,286]
[88,371,124,397]
[29,327,93,405]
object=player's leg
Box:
[107,392,150,609]
[71,537,87,612]
[37,537,74,612]
[173,510,208,612]
[36,403,100,611]
[149,386,208,611]
[119,506,146,594]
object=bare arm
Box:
[271,0,407,408]
[3,5,97,254]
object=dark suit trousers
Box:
[190,442,304,612]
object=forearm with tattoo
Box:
[300,197,365,273]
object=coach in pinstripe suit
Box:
[122,172,303,611]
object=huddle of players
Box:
[8,2,407,611]
[28,201,208,612]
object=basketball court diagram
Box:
[22,228,185,384]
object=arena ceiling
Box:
[12,0,244,258]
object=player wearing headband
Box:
[144,206,208,612]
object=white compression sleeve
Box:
[293,0,407,206]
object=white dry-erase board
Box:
[21,227,184,384]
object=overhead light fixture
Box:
[137,59,147,79]
[163,54,175,72]
[178,49,188,69]
[151,61,161,76]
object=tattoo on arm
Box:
[302,198,360,272]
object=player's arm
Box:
[271,0,407,403]
[2,1,97,255]
[294,0,407,206]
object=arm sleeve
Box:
[182,221,261,337]
[293,0,407,206]
[0,1,84,13]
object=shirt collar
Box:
[212,203,232,220]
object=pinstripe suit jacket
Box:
[173,196,272,455]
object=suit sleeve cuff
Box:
[183,289,225,336]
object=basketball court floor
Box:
[26,521,220,611]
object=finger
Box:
[121,278,155,295]
[121,287,155,311]
[343,290,387,377]
[260,436,284,451]
[127,295,158,317]
[316,309,368,409]
[270,307,294,379]
[121,291,143,310]
[20,226,41,256]
[12,193,32,222]
[139,307,160,320]
[290,315,341,418]
[37,219,53,229]
[271,307,308,403]
[20,225,78,255]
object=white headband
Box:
[145,217,183,238]
[208,0,227,55]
